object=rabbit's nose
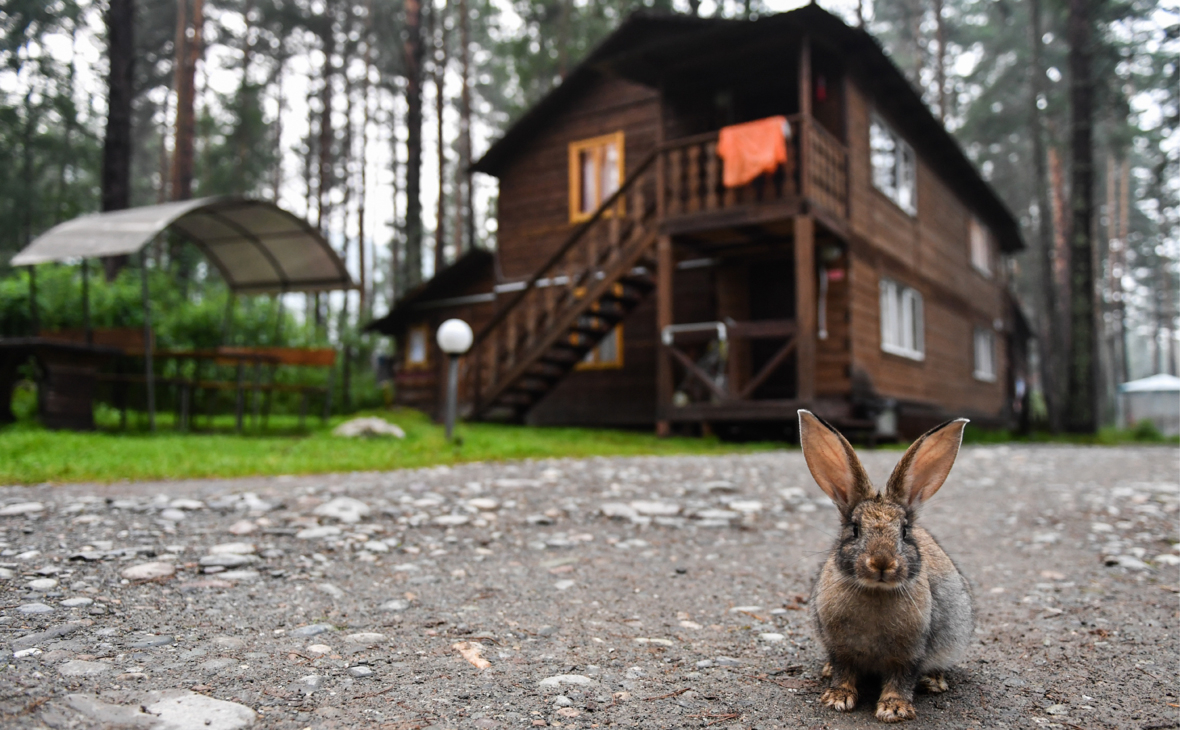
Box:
[868,555,897,575]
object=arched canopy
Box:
[10,196,354,294]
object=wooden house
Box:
[369,5,1029,439]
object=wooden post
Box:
[798,36,812,203]
[140,252,155,431]
[656,234,673,436]
[795,216,816,402]
[28,266,39,335]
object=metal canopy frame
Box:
[9,196,355,431]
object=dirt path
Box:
[0,445,1176,729]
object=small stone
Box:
[553,695,574,707]
[539,674,593,688]
[759,633,785,642]
[556,707,582,718]
[0,502,44,516]
[380,599,410,612]
[1090,522,1114,533]
[317,583,345,599]
[435,514,470,526]
[208,543,256,555]
[625,667,645,679]
[1045,704,1069,716]
[121,562,176,581]
[289,623,333,637]
[28,578,58,591]
[727,500,763,513]
[227,520,257,536]
[695,509,739,521]
[198,554,258,568]
[713,656,742,667]
[64,694,154,726]
[313,497,371,524]
[363,540,390,553]
[169,498,205,510]
[347,665,374,678]
[218,570,260,582]
[600,503,638,520]
[629,501,681,517]
[61,597,94,608]
[344,632,387,647]
[729,605,763,613]
[59,660,111,676]
[306,644,332,654]
[288,674,325,694]
[213,636,246,650]
[1114,555,1150,571]
[554,580,575,591]
[295,526,343,540]
[526,514,554,525]
[130,634,174,649]
[467,498,500,511]
[145,690,256,729]
[333,417,405,438]
[18,603,54,614]
[1153,554,1180,566]
[159,509,187,522]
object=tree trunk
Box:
[456,0,473,255]
[433,0,449,277]
[316,5,336,233]
[171,0,203,202]
[403,0,425,289]
[101,0,135,281]
[358,0,374,314]
[1064,0,1097,433]
[934,0,947,122]
[1028,0,1062,432]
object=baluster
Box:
[489,336,499,385]
[687,145,701,213]
[609,212,621,252]
[705,142,719,209]
[526,290,537,345]
[668,149,683,215]
[632,183,646,228]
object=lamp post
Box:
[436,318,473,441]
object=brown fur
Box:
[798,410,974,723]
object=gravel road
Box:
[0,445,1176,730]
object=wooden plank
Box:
[738,336,797,399]
[795,215,816,401]
[656,234,673,436]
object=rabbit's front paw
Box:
[821,686,857,711]
[875,696,916,722]
[918,672,948,694]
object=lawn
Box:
[0,407,780,485]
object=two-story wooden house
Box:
[369,5,1028,439]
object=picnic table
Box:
[0,338,123,429]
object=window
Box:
[880,278,925,360]
[870,115,917,215]
[569,132,624,223]
[577,325,623,370]
[974,327,997,382]
[405,325,430,369]
[969,218,992,276]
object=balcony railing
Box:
[659,114,848,227]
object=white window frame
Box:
[973,326,997,382]
[969,217,993,277]
[870,114,917,216]
[880,278,925,361]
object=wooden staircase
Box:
[467,150,662,421]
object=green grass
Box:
[0,406,779,485]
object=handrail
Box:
[471,147,660,348]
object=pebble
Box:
[18,603,54,614]
[130,634,175,648]
[553,695,574,706]
[289,674,325,694]
[59,660,111,676]
[363,540,390,553]
[0,502,44,516]
[295,526,342,540]
[307,644,332,654]
[727,500,763,513]
[714,656,742,667]
[219,570,260,582]
[169,498,205,510]
[759,633,786,642]
[317,583,345,599]
[121,561,176,580]
[380,599,410,612]
[539,674,593,688]
[629,500,681,516]
[61,597,93,607]
[213,636,246,650]
[347,665,374,678]
[1154,554,1180,566]
[28,578,58,591]
[290,623,334,637]
[144,690,256,729]
[313,497,371,524]
[468,498,500,511]
[64,694,154,726]
[227,520,257,535]
[208,542,256,555]
[159,508,187,522]
[199,554,258,568]
[554,579,576,591]
[435,514,470,526]
[344,632,387,646]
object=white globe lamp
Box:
[436,319,473,440]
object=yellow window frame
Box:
[404,324,431,370]
[576,324,624,370]
[568,131,626,224]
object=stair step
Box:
[525,362,567,379]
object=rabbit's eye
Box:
[901,524,910,540]
[850,523,860,539]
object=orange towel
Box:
[716,116,789,188]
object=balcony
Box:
[658,114,848,235]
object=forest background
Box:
[0,0,1175,430]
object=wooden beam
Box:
[738,336,797,399]
[799,36,811,202]
[795,215,816,401]
[656,234,673,437]
[665,345,729,402]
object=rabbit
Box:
[797,409,974,723]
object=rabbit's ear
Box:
[798,410,873,514]
[885,419,969,506]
